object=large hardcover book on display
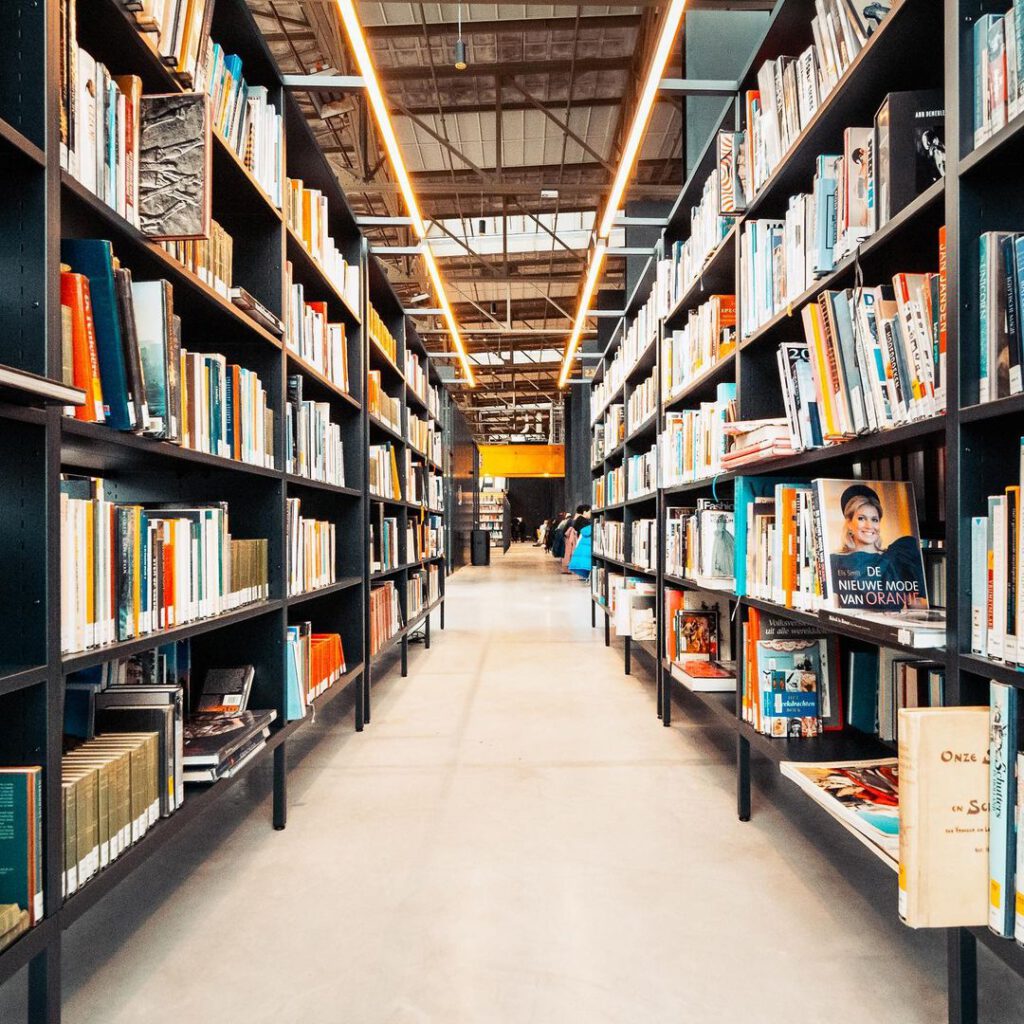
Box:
[0,768,43,926]
[898,707,990,928]
[812,479,928,611]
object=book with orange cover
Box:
[60,270,105,421]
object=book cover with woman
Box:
[814,479,928,610]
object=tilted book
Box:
[898,707,989,928]
[989,682,1018,937]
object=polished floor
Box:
[49,544,1022,1022]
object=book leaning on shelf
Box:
[284,178,361,311]
[660,383,736,487]
[286,499,336,596]
[370,580,402,654]
[286,625,346,720]
[285,376,346,486]
[59,475,269,654]
[661,294,736,401]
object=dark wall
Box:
[446,399,479,571]
[563,388,590,511]
[508,478,565,540]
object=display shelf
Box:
[662,225,737,324]
[368,414,405,444]
[663,573,735,596]
[0,919,56,989]
[284,225,362,325]
[664,666,738,728]
[739,178,945,353]
[625,410,658,444]
[285,350,361,411]
[287,577,364,606]
[0,114,45,167]
[284,474,362,498]
[0,664,48,699]
[212,129,283,223]
[61,418,282,480]
[958,653,1024,689]
[959,110,1024,177]
[737,719,895,765]
[662,352,737,412]
[959,393,1024,424]
[60,600,284,674]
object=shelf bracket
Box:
[659,78,739,96]
[282,74,366,90]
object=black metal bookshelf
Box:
[0,0,457,1017]
[584,0,1024,1018]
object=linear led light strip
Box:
[334,0,476,387]
[558,0,688,389]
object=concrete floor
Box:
[47,545,1023,1021]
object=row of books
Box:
[406,352,443,418]
[408,414,435,459]
[626,447,657,499]
[284,178,361,312]
[202,41,283,208]
[597,520,625,562]
[285,377,346,486]
[979,230,1024,403]
[778,261,946,452]
[594,405,624,464]
[60,476,269,654]
[409,513,444,561]
[285,268,351,392]
[740,477,931,618]
[743,0,893,197]
[661,294,736,403]
[62,237,278,465]
[406,464,439,507]
[631,519,656,571]
[367,304,398,363]
[286,626,346,719]
[0,770,42,934]
[286,499,336,596]
[970,453,1024,664]
[370,512,400,573]
[665,501,735,586]
[659,383,736,487]
[369,581,402,655]
[369,443,402,501]
[655,144,739,315]
[161,220,233,296]
[594,465,624,509]
[124,0,213,88]
[973,7,1024,147]
[628,371,657,434]
[740,93,944,338]
[368,371,402,432]
[720,418,796,470]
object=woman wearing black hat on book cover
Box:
[828,483,927,609]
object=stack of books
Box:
[721,419,796,469]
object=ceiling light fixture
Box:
[558,0,687,387]
[455,5,468,70]
[334,0,475,386]
[597,0,687,240]
[557,240,607,389]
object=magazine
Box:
[780,758,900,867]
[813,479,928,611]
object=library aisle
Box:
[45,546,1014,1022]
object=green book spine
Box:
[0,773,31,919]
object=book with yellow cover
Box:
[898,706,989,928]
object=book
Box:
[196,666,255,714]
[182,709,276,768]
[781,758,899,865]
[873,89,945,227]
[812,478,928,611]
[989,681,1018,937]
[898,706,990,928]
[138,93,212,239]
[670,659,736,693]
[0,768,43,926]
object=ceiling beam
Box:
[364,13,642,39]
[379,55,639,82]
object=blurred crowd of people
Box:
[535,505,592,578]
